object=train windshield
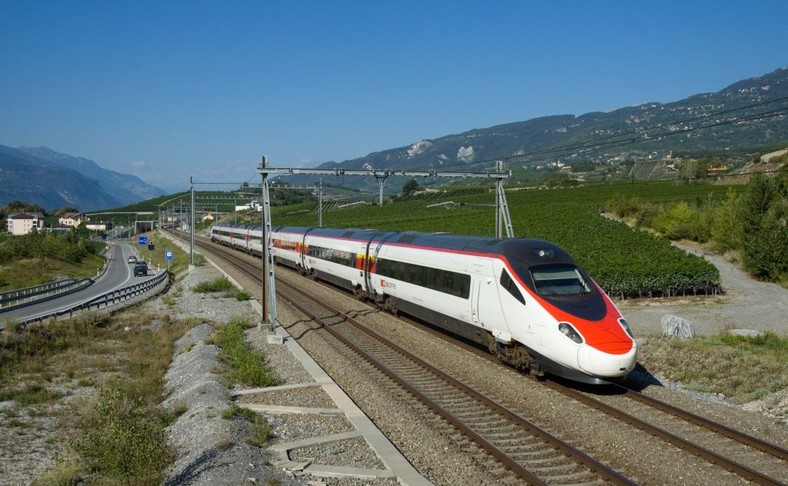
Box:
[530,264,591,297]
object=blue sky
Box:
[1,1,786,191]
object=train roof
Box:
[272,226,576,267]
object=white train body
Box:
[211,224,637,384]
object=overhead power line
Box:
[420,96,788,172]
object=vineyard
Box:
[268,181,735,299]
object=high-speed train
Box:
[211,223,637,384]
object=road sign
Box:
[165,250,173,261]
[139,236,148,245]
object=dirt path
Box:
[616,241,788,337]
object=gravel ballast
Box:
[155,260,411,485]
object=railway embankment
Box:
[5,229,783,484]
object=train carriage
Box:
[301,228,374,294]
[210,222,637,384]
[270,227,307,270]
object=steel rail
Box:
[191,236,632,485]
[615,385,788,461]
[379,303,788,482]
[277,286,544,485]
[275,277,634,486]
[398,309,788,485]
[543,380,785,486]
[188,233,786,485]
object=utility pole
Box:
[190,176,195,266]
[259,155,277,331]
[316,179,323,228]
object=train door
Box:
[364,232,396,300]
[472,260,513,341]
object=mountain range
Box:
[2,68,786,209]
[0,145,166,212]
[288,67,788,191]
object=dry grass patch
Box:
[1,308,202,484]
[638,331,788,404]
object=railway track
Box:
[275,276,634,485]
[396,303,788,485]
[186,233,788,484]
[189,234,630,484]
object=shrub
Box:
[709,189,742,252]
[192,276,235,293]
[72,388,171,483]
[215,318,278,387]
[739,174,788,281]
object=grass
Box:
[0,253,106,291]
[71,388,171,483]
[1,306,201,485]
[128,230,195,276]
[222,404,272,447]
[192,276,235,293]
[638,331,788,405]
[215,317,279,388]
[11,382,62,406]
[192,276,251,301]
[213,317,277,449]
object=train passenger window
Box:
[376,258,470,299]
[500,270,525,304]
[307,245,355,266]
[530,264,590,296]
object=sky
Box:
[1,1,787,192]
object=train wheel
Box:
[382,295,398,315]
[353,285,366,301]
[485,332,499,357]
[529,361,545,380]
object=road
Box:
[0,241,158,324]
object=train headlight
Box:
[618,318,634,338]
[558,322,584,344]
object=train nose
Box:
[577,344,637,378]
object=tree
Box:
[401,179,420,197]
[2,200,46,215]
[738,173,787,280]
[679,159,708,181]
[710,189,742,252]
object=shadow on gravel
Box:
[624,363,664,391]
[164,448,219,486]
[550,363,663,396]
[282,318,322,339]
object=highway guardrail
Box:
[12,270,169,326]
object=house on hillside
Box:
[59,212,85,227]
[7,212,45,235]
[235,201,261,212]
[202,212,215,222]
[86,222,107,231]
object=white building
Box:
[58,212,85,227]
[7,212,45,235]
[86,222,107,231]
[234,201,261,212]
